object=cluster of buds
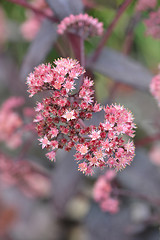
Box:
[150,73,160,106]
[93,170,119,214]
[144,8,160,39]
[57,13,103,37]
[136,0,157,12]
[26,58,136,175]
[0,153,51,198]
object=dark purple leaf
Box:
[85,204,133,240]
[51,150,83,216]
[118,149,160,199]
[88,47,153,91]
[46,0,84,20]
[20,19,58,80]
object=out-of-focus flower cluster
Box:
[144,8,160,39]
[0,97,34,149]
[149,143,160,166]
[150,73,160,106]
[136,0,157,12]
[135,0,160,39]
[93,170,119,214]
[0,153,51,198]
[20,0,53,41]
[26,57,136,175]
[57,13,103,37]
[136,0,160,39]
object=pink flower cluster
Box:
[136,0,157,12]
[144,8,160,39]
[0,154,50,198]
[93,170,119,214]
[26,58,136,175]
[150,74,160,106]
[20,0,53,41]
[76,104,135,174]
[57,13,103,37]
[26,58,84,97]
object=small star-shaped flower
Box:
[62,109,76,121]
[89,130,101,140]
[49,128,59,138]
[77,144,88,155]
[39,135,50,149]
[46,151,56,161]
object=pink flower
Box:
[20,0,53,41]
[62,109,76,121]
[93,170,119,214]
[33,113,43,122]
[78,162,88,173]
[39,135,50,149]
[50,140,58,149]
[101,198,119,214]
[35,102,44,112]
[93,102,102,112]
[89,129,101,140]
[21,17,41,41]
[94,149,106,161]
[63,80,75,92]
[49,128,59,138]
[76,144,88,155]
[46,151,56,161]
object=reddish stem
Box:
[78,118,86,128]
[135,133,160,147]
[123,12,141,55]
[89,0,133,64]
[113,188,160,207]
[6,0,58,22]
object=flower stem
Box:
[123,12,141,55]
[6,0,58,22]
[135,133,160,147]
[80,36,85,68]
[88,0,133,64]
[113,188,160,207]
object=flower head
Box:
[57,13,103,38]
[26,58,136,175]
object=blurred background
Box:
[0,0,160,239]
